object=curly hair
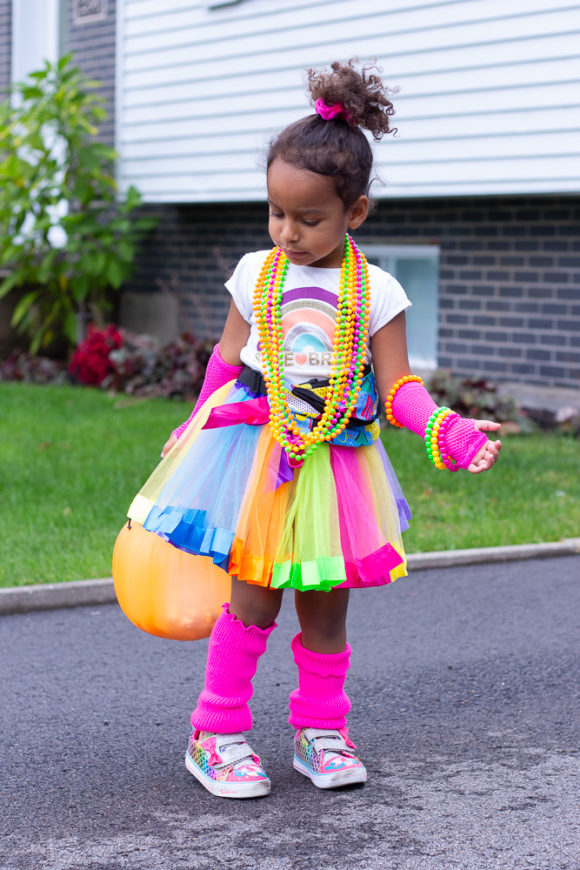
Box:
[267,60,397,207]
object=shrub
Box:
[68,324,123,386]
[1,329,216,400]
[426,370,536,432]
[0,56,156,352]
[104,331,214,399]
[0,349,67,384]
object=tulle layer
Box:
[129,381,412,592]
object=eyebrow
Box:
[267,199,325,215]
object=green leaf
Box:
[117,239,134,263]
[11,290,41,326]
[125,185,142,210]
[37,250,58,283]
[64,310,77,343]
[106,259,125,289]
[57,54,73,72]
[0,271,24,298]
[71,274,89,303]
[21,86,44,100]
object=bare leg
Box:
[230,578,283,629]
[294,587,350,653]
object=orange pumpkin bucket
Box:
[112,521,231,641]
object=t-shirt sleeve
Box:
[368,267,412,336]
[224,252,263,322]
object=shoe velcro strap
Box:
[214,739,255,768]
[311,735,352,754]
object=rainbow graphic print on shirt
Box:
[258,285,338,370]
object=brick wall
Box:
[0,0,11,97]
[63,0,116,148]
[127,202,272,342]
[360,195,580,387]
[127,194,580,388]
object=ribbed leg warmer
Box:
[288,632,351,729]
[190,604,276,733]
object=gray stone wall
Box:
[63,0,116,147]
[0,0,11,97]
[126,195,580,388]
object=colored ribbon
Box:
[202,397,270,429]
[203,397,295,488]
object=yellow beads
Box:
[253,236,370,463]
[385,375,425,427]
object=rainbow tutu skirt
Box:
[128,375,412,593]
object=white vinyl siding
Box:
[116,0,580,202]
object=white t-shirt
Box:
[225,250,411,385]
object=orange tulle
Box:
[112,521,231,640]
[227,428,292,586]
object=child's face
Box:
[267,159,368,269]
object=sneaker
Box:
[293,727,367,789]
[185,730,271,798]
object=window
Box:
[11,0,62,85]
[364,244,440,370]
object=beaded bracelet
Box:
[424,407,451,468]
[385,375,425,427]
[437,410,460,471]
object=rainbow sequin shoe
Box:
[293,727,367,789]
[185,731,271,799]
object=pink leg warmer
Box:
[288,633,351,730]
[171,344,243,441]
[191,604,276,733]
[391,380,487,469]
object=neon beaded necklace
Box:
[253,233,370,466]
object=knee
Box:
[229,584,282,629]
[296,589,349,639]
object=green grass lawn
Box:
[1,382,579,587]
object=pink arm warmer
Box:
[391,380,488,469]
[171,343,243,441]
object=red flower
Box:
[69,325,124,386]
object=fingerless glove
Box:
[389,379,487,469]
[171,344,243,441]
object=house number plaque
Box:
[73,0,108,24]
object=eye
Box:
[269,210,283,219]
[303,219,320,227]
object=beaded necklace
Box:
[253,233,370,466]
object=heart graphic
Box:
[294,353,308,365]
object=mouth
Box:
[285,249,308,259]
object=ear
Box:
[347,196,369,230]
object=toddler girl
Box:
[128,60,501,799]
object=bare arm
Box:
[219,300,251,366]
[370,311,412,406]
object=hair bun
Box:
[307,59,396,140]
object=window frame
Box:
[363,242,440,371]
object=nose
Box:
[280,219,300,245]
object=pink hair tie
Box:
[315,98,353,125]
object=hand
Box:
[161,433,177,458]
[467,420,502,474]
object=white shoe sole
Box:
[293,755,367,789]
[185,752,271,799]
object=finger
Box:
[473,419,502,432]
[468,448,497,473]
